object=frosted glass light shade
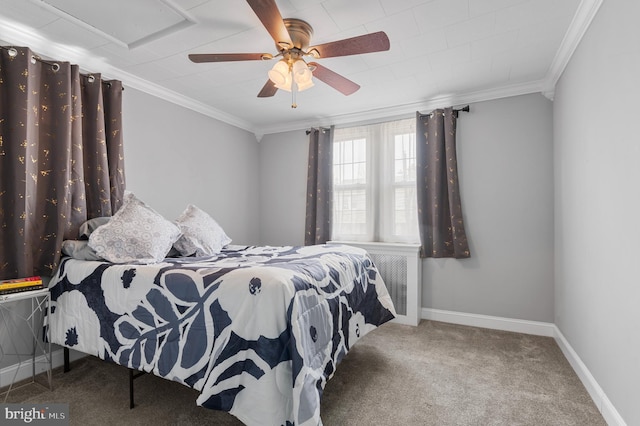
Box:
[275,73,293,92]
[268,60,289,86]
[267,59,314,93]
[292,59,313,92]
[296,78,314,91]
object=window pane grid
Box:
[394,133,416,184]
[334,138,366,186]
[333,188,368,236]
[333,119,418,243]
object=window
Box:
[332,118,418,243]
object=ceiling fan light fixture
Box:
[268,59,289,86]
[292,59,313,91]
[269,58,314,93]
[296,78,314,92]
[274,71,293,92]
[275,82,292,92]
[189,0,390,105]
[292,59,311,79]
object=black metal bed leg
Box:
[62,347,142,410]
[129,369,145,409]
[129,369,135,409]
[63,347,70,373]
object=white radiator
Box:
[330,241,422,326]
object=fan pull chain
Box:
[291,79,297,108]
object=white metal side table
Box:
[0,288,53,401]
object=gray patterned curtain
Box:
[304,126,333,245]
[416,108,470,258]
[0,46,125,280]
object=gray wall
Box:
[424,94,554,322]
[123,88,261,245]
[258,93,555,323]
[258,130,309,246]
[553,1,640,424]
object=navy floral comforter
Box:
[47,244,395,425]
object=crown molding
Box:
[2,0,603,138]
[251,0,603,134]
[0,16,256,133]
[257,0,605,135]
[541,0,604,98]
[120,72,255,132]
[254,79,547,135]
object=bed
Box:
[47,243,396,426]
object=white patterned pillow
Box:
[173,205,231,256]
[88,192,181,264]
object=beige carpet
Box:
[4,320,606,425]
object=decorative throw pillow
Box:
[173,205,231,257]
[88,192,181,264]
[61,240,103,261]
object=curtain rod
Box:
[306,105,471,134]
[1,45,63,71]
[305,127,330,135]
[418,105,470,119]
[1,45,124,90]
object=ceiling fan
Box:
[188,0,390,107]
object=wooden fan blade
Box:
[309,31,390,59]
[246,0,293,48]
[258,79,278,97]
[189,53,270,63]
[308,62,360,96]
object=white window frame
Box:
[332,118,418,243]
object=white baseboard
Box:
[1,347,86,392]
[553,327,627,426]
[422,307,556,337]
[421,308,626,426]
[1,352,54,390]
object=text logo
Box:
[1,404,69,425]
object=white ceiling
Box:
[0,0,602,136]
